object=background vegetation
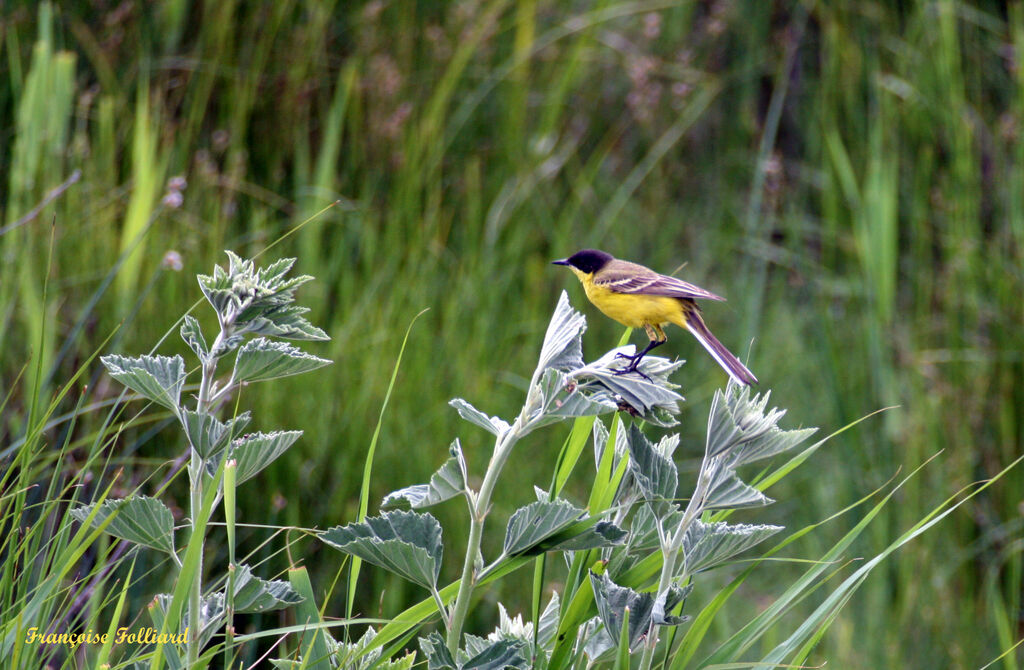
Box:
[1,0,1022,667]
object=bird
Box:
[552,249,757,386]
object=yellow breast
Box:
[576,271,685,328]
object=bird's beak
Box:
[551,258,570,266]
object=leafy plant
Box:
[314,292,815,668]
[71,252,331,667]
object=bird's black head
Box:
[552,249,614,274]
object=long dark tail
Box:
[680,309,758,386]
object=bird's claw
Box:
[612,363,652,382]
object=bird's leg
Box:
[614,325,666,378]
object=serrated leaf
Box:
[71,496,175,554]
[211,333,245,358]
[543,519,628,552]
[383,441,466,509]
[181,410,252,459]
[537,591,561,650]
[200,252,318,326]
[706,386,817,464]
[527,369,618,431]
[231,564,304,613]
[241,305,329,341]
[503,500,586,556]
[101,354,186,411]
[229,430,303,483]
[488,603,535,647]
[624,504,684,554]
[625,424,679,508]
[321,511,443,589]
[377,654,417,670]
[582,616,616,661]
[536,291,587,373]
[421,629,527,670]
[151,592,223,651]
[682,521,783,574]
[450,398,510,437]
[420,632,457,669]
[572,347,684,421]
[460,638,529,670]
[233,337,331,383]
[589,572,651,650]
[652,584,693,626]
[704,468,773,510]
[590,572,690,651]
[592,419,627,474]
[180,315,208,359]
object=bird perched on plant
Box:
[552,249,757,386]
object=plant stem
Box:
[186,454,203,667]
[186,326,226,666]
[446,414,524,654]
[637,460,713,670]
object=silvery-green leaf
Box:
[277,626,402,670]
[377,654,416,670]
[101,354,186,411]
[151,592,223,651]
[590,572,689,651]
[682,521,783,573]
[181,410,251,459]
[459,638,529,670]
[589,572,653,650]
[542,519,628,552]
[449,398,510,437]
[233,337,331,383]
[231,564,304,613]
[240,305,329,341]
[199,286,237,317]
[230,430,303,483]
[572,347,683,421]
[546,388,618,419]
[383,440,467,509]
[706,386,816,464]
[503,500,586,556]
[71,496,175,554]
[592,419,628,474]
[424,626,528,670]
[581,616,616,661]
[625,424,679,508]
[147,595,188,670]
[180,315,208,359]
[536,291,586,373]
[704,468,773,510]
[487,604,534,644]
[212,333,245,358]
[420,632,457,670]
[530,369,618,429]
[652,584,692,626]
[200,252,316,324]
[534,486,550,502]
[625,503,684,554]
[537,591,561,650]
[321,511,443,589]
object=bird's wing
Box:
[596,260,726,301]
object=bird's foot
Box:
[612,357,651,382]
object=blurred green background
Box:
[2,0,1022,667]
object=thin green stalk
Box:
[223,459,238,670]
[639,455,713,670]
[445,345,554,653]
[446,420,521,653]
[186,321,229,665]
[187,453,203,667]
